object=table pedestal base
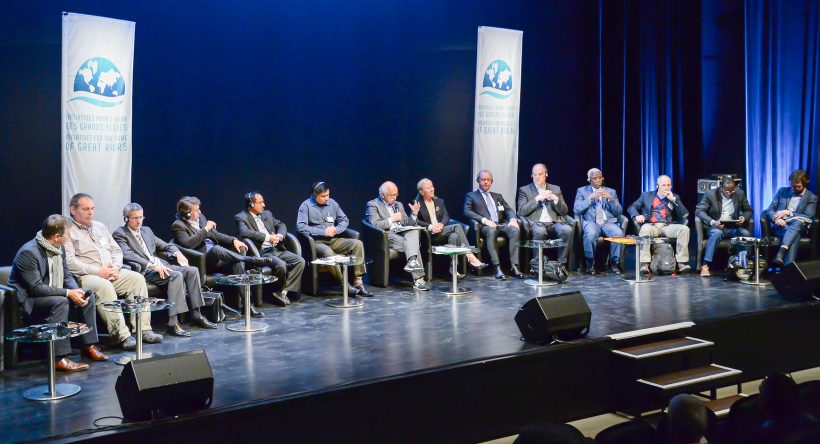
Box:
[524,279,557,287]
[24,383,80,401]
[437,286,472,296]
[739,279,771,286]
[326,298,364,308]
[227,321,269,332]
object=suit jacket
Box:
[234,209,288,251]
[464,189,517,225]
[628,191,689,225]
[416,197,451,228]
[574,185,623,224]
[365,198,418,230]
[171,214,239,253]
[764,187,818,222]
[516,183,568,224]
[112,225,179,271]
[695,188,753,225]
[9,239,79,313]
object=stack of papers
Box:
[312,255,353,265]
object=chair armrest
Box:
[240,237,261,257]
[296,232,318,261]
[340,228,360,240]
[695,218,705,245]
[470,220,483,248]
[171,241,207,282]
[122,261,143,273]
[284,233,301,257]
[449,219,470,237]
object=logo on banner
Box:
[480,59,514,99]
[69,57,126,107]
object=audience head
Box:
[667,394,708,444]
[122,203,145,231]
[245,191,265,215]
[759,372,799,420]
[417,178,435,200]
[587,168,603,188]
[789,169,809,194]
[720,175,738,196]
[379,181,399,205]
[476,170,494,192]
[531,163,548,187]
[656,175,672,193]
[177,196,201,221]
[41,214,70,246]
[68,193,95,226]
[514,421,590,444]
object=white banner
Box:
[62,13,134,230]
[472,26,523,202]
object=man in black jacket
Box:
[694,176,752,276]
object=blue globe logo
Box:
[480,59,513,98]
[70,57,126,107]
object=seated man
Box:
[296,181,372,296]
[415,178,487,277]
[9,215,108,371]
[64,193,159,349]
[235,191,306,305]
[517,164,573,267]
[365,181,429,291]
[573,168,624,274]
[464,169,523,280]
[627,175,691,274]
[172,196,275,317]
[114,203,218,337]
[694,175,752,276]
[764,169,817,266]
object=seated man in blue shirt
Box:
[765,169,817,266]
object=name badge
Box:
[497,205,504,211]
[325,216,334,223]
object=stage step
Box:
[704,394,749,417]
[637,364,742,390]
[612,337,714,359]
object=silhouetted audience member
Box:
[756,373,818,443]
[667,394,709,444]
[514,421,592,444]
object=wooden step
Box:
[705,394,748,417]
[612,337,714,359]
[637,364,742,390]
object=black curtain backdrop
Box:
[0,0,794,263]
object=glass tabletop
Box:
[730,236,772,246]
[311,255,372,266]
[5,322,90,343]
[603,236,669,245]
[431,246,474,255]
[101,297,174,314]
[518,240,567,249]
[214,273,277,287]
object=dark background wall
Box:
[0,0,748,261]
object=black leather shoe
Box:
[166,324,191,337]
[250,305,266,318]
[355,284,374,297]
[493,267,506,280]
[586,267,597,275]
[192,317,218,329]
[609,264,622,275]
[510,266,525,279]
[772,248,786,267]
[468,262,489,273]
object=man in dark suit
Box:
[172,196,276,317]
[628,175,691,274]
[764,169,818,266]
[235,191,305,305]
[9,215,108,371]
[694,176,753,276]
[517,163,573,266]
[464,169,523,280]
[114,203,217,337]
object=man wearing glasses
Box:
[694,175,752,276]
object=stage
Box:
[1,270,817,443]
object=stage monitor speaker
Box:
[515,291,591,344]
[771,260,820,301]
[116,349,213,421]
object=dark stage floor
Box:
[0,271,798,443]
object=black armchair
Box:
[519,216,579,272]
[695,217,754,269]
[0,266,19,370]
[418,220,470,279]
[240,233,301,302]
[297,229,360,296]
[760,213,819,261]
[170,240,247,308]
[575,215,629,272]
[469,220,520,274]
[361,220,432,288]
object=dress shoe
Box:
[250,305,266,318]
[55,357,88,372]
[355,284,374,297]
[142,330,163,344]
[448,266,466,279]
[120,336,137,351]
[608,264,622,275]
[510,266,525,279]
[493,267,507,280]
[166,324,192,337]
[772,248,786,267]
[468,261,489,272]
[413,278,430,291]
[346,284,361,297]
[81,345,108,362]
[192,317,218,329]
[677,264,692,274]
[700,264,711,277]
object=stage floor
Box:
[0,271,797,442]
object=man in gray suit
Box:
[365,181,429,290]
[113,203,217,337]
[516,163,573,265]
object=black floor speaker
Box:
[116,349,214,421]
[771,260,820,301]
[515,291,591,344]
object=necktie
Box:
[596,198,607,225]
[483,192,499,223]
[136,233,161,266]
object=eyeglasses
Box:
[128,216,146,221]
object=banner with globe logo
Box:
[473,27,523,203]
[61,13,134,230]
